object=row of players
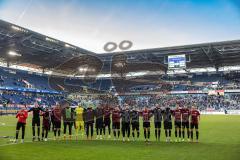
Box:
[14,101,200,143]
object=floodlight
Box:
[8,51,21,57]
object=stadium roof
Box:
[1,19,240,76]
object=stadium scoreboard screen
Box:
[168,54,186,69]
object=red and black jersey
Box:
[190,109,200,124]
[173,109,182,122]
[141,109,152,122]
[112,109,121,123]
[16,110,28,124]
[104,107,111,119]
[42,111,51,125]
[181,108,190,122]
[52,107,62,122]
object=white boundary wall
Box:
[201,110,240,115]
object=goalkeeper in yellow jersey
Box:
[75,105,84,140]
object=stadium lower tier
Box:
[0,90,65,108]
[1,91,240,114]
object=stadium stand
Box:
[1,19,240,115]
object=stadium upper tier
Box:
[1,19,240,76]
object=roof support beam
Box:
[202,45,214,63]
[201,45,221,70]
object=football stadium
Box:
[0,1,240,160]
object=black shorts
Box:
[175,121,181,128]
[64,121,73,126]
[16,122,25,130]
[164,121,172,130]
[154,122,161,129]
[54,121,61,129]
[32,119,40,127]
[132,122,139,130]
[112,122,120,129]
[86,122,93,126]
[182,122,189,129]
[143,122,150,128]
[104,118,111,127]
[96,119,103,129]
[190,123,199,129]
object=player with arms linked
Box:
[14,104,28,143]
[173,104,182,142]
[28,101,44,141]
[190,105,200,142]
[181,105,191,141]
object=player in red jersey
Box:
[112,106,121,140]
[41,108,51,141]
[141,107,152,142]
[190,105,200,142]
[14,105,28,143]
[103,104,112,139]
[173,104,182,142]
[52,103,62,140]
[181,106,190,141]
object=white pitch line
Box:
[0,134,85,147]
[0,141,34,147]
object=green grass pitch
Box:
[0,115,240,160]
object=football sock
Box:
[32,126,35,137]
[100,129,102,135]
[122,129,125,138]
[22,126,25,139]
[42,130,44,139]
[144,130,146,139]
[58,130,60,137]
[103,128,106,135]
[155,130,158,139]
[86,126,89,138]
[45,130,48,138]
[37,127,40,137]
[54,130,57,137]
[91,126,93,137]
[16,130,19,139]
[127,128,130,138]
[108,126,111,135]
[96,129,99,135]
[158,130,161,140]
[118,131,120,138]
[196,131,199,140]
[113,131,116,137]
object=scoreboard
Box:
[168,54,186,69]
